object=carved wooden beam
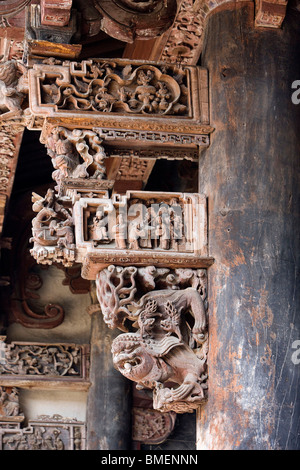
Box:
[124,0,289,64]
[0,338,90,390]
[28,58,212,135]
[29,188,212,276]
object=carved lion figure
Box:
[111,331,207,413]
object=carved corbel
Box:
[96,265,208,413]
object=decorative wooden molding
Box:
[0,405,86,450]
[132,407,176,444]
[28,59,212,136]
[74,190,210,279]
[254,0,288,27]
[96,265,208,413]
[0,338,90,390]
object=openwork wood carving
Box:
[73,190,210,279]
[0,408,86,450]
[30,188,211,276]
[29,59,212,137]
[44,126,108,195]
[0,337,90,388]
[96,265,208,413]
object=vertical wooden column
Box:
[86,301,132,450]
[197,3,300,449]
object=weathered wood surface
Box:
[86,307,132,450]
[197,3,300,449]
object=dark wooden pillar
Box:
[197,2,300,450]
[86,304,132,450]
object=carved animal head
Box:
[111,333,156,384]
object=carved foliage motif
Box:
[161,0,205,65]
[0,119,25,197]
[96,265,208,413]
[0,338,90,380]
[35,60,188,116]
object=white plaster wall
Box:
[7,264,92,425]
[19,389,87,423]
[7,265,92,344]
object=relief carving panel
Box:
[0,338,90,388]
[0,412,86,450]
[30,188,212,277]
[29,59,212,138]
[73,190,210,279]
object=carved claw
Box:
[192,329,207,344]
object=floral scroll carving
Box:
[0,339,89,379]
[35,60,187,116]
[29,59,212,139]
[96,265,208,413]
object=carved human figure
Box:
[89,208,110,245]
[128,219,146,250]
[0,60,27,117]
[112,213,127,249]
[0,387,21,417]
[31,189,75,249]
